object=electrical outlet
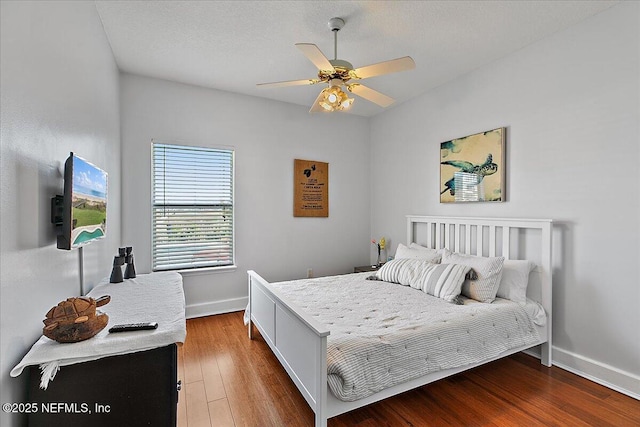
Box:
[307,268,313,278]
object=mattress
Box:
[269,272,543,402]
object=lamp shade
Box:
[318,85,353,112]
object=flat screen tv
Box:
[53,153,108,250]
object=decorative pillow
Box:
[409,242,434,251]
[375,258,471,302]
[496,260,535,305]
[440,249,505,303]
[411,243,476,279]
[394,243,441,263]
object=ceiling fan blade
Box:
[348,84,395,108]
[309,89,328,113]
[296,43,335,72]
[352,56,415,80]
[257,78,320,88]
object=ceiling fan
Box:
[257,17,416,113]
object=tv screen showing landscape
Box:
[70,155,107,248]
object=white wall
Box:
[0,2,121,425]
[120,74,371,317]
[370,2,639,396]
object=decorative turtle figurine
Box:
[43,295,111,343]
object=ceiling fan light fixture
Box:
[318,85,353,111]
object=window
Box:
[152,142,234,271]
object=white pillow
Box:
[496,260,535,305]
[409,242,433,250]
[395,243,441,263]
[440,249,505,303]
[376,258,470,302]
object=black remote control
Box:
[108,322,158,333]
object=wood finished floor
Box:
[177,311,640,427]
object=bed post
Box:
[406,216,415,246]
[247,272,253,340]
[315,335,328,427]
[540,221,553,367]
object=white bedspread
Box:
[269,272,543,402]
[11,272,186,389]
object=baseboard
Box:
[186,297,247,319]
[551,346,639,400]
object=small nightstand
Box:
[354,264,383,273]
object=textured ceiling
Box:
[95,1,618,117]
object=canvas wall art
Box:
[440,127,505,203]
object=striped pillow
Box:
[441,249,505,303]
[375,258,470,302]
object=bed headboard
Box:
[406,215,553,363]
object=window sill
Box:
[170,265,238,276]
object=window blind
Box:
[152,143,234,271]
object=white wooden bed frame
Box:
[247,216,553,427]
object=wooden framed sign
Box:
[294,159,328,217]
